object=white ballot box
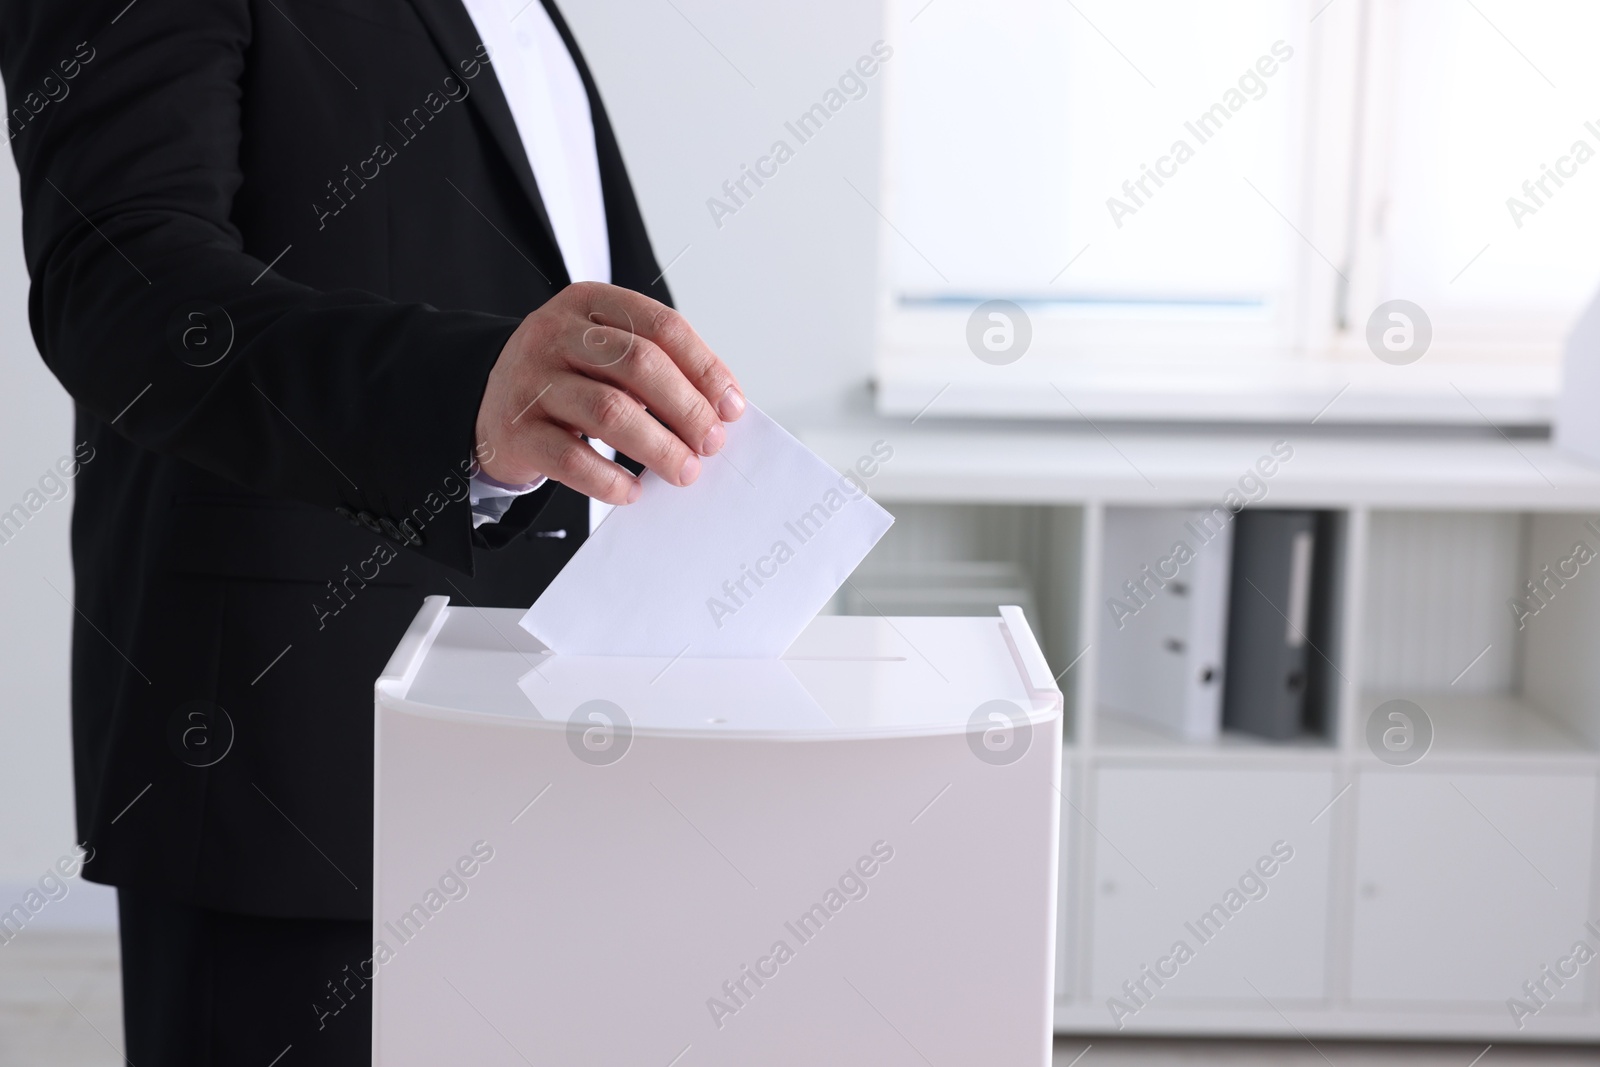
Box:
[372,596,1062,1066]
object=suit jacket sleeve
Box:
[0,0,532,575]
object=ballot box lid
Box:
[376,597,1061,740]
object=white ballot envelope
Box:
[519,403,894,658]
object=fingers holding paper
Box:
[578,284,747,430]
[540,373,705,490]
[474,282,745,503]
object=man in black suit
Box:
[0,0,743,1061]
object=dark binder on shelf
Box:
[1223,510,1327,740]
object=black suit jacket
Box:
[1,0,665,919]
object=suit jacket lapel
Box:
[405,0,570,288]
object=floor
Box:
[2,931,1595,1066]
[1048,1041,1597,1065]
[0,932,124,1067]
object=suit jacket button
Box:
[356,510,383,533]
[334,505,358,526]
[379,516,404,542]
[403,525,424,548]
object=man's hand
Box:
[475,282,745,503]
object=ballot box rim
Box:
[374,597,1063,743]
[375,688,1060,742]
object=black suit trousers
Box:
[119,888,373,1066]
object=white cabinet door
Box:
[1088,767,1337,1013]
[1351,770,1597,1007]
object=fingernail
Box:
[700,422,726,456]
[680,454,701,485]
[626,479,642,504]
[717,385,745,421]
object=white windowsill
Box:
[875,354,1560,427]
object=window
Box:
[1362,0,1600,353]
[874,0,1590,423]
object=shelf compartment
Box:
[1359,692,1595,758]
[1095,710,1338,755]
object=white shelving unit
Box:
[803,413,1600,1040]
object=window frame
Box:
[870,0,1565,426]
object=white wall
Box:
[0,0,887,892]
[564,0,886,416]
[0,104,81,889]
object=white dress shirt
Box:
[461,0,612,530]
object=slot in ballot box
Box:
[372,596,1062,1065]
